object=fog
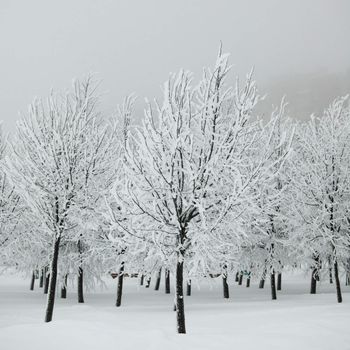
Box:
[0,0,349,131]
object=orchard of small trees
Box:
[1,50,350,334]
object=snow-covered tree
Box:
[7,77,111,321]
[242,100,294,299]
[291,96,350,302]
[108,50,291,333]
[0,128,25,268]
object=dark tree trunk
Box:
[44,268,50,294]
[165,269,170,294]
[346,272,350,286]
[235,271,239,282]
[140,274,144,286]
[246,273,251,288]
[77,240,84,303]
[154,268,162,291]
[313,254,320,281]
[77,267,84,303]
[45,237,61,322]
[311,254,319,294]
[222,275,229,298]
[328,257,333,284]
[175,258,186,334]
[277,272,282,291]
[259,279,265,289]
[61,274,67,299]
[116,262,124,307]
[30,271,35,291]
[310,268,317,294]
[259,268,267,289]
[270,271,277,300]
[346,258,350,286]
[315,268,320,281]
[39,269,44,288]
[186,280,191,296]
[334,259,342,303]
[145,276,151,288]
[61,285,67,299]
[238,272,243,285]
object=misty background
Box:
[0,0,349,132]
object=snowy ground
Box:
[0,271,350,350]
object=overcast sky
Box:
[0,0,349,131]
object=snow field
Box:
[0,271,350,350]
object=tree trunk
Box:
[313,254,320,282]
[140,274,144,286]
[30,271,35,291]
[175,257,186,334]
[259,268,267,289]
[116,262,124,307]
[44,237,61,322]
[165,269,170,294]
[186,280,191,296]
[346,258,350,286]
[77,240,84,303]
[39,269,44,288]
[154,268,162,291]
[238,272,243,285]
[222,275,229,298]
[44,268,50,294]
[310,268,317,294]
[328,257,333,284]
[235,271,239,282]
[259,279,265,289]
[277,272,282,291]
[315,268,320,281]
[61,274,67,299]
[77,267,84,303]
[334,259,342,303]
[270,271,277,300]
[246,273,251,288]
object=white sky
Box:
[0,0,349,130]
